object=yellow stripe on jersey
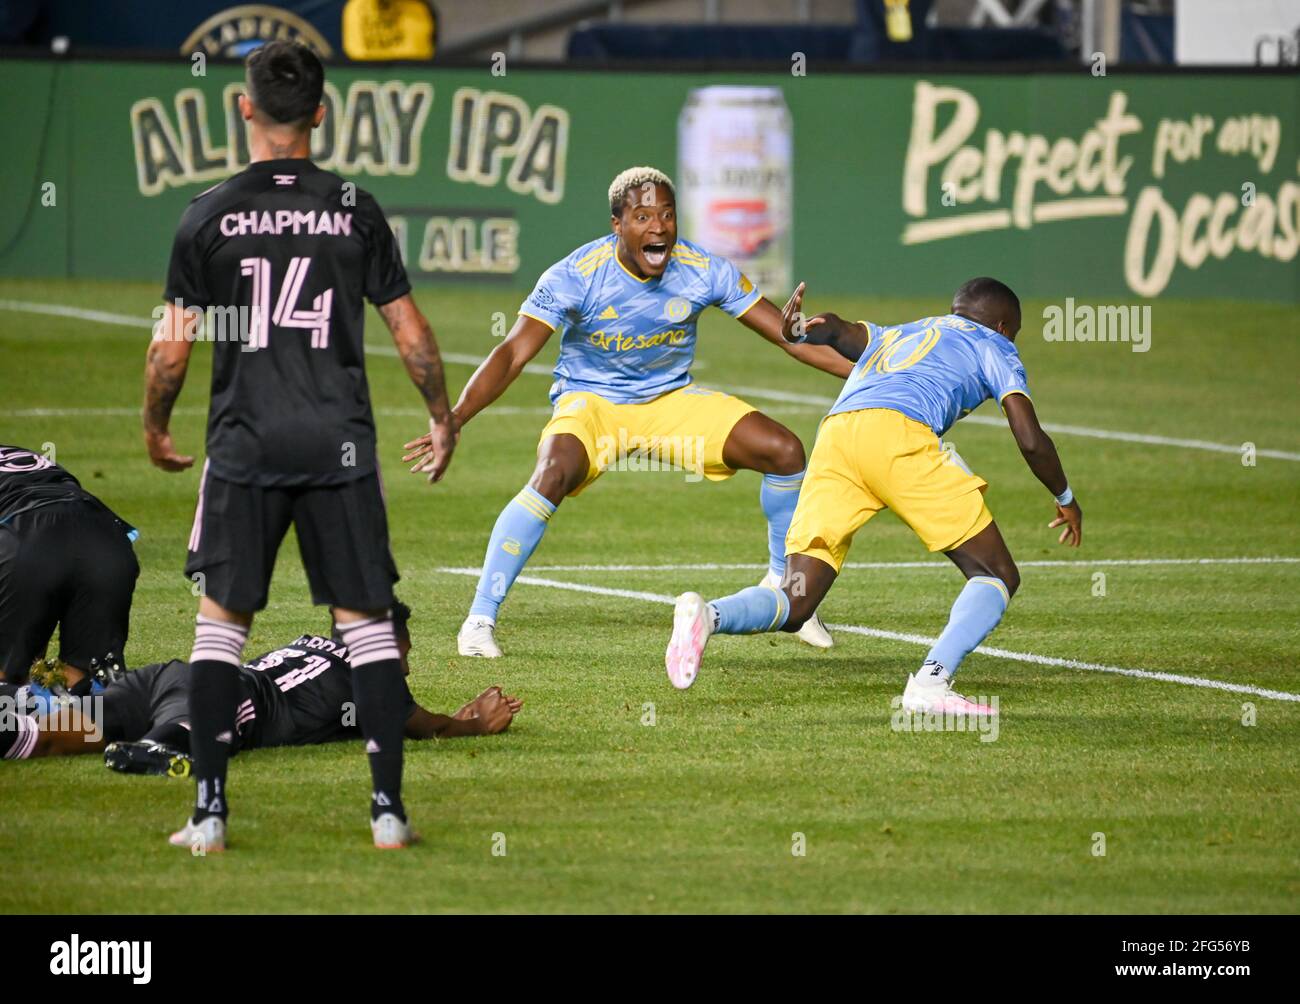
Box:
[518,309,557,331]
[671,252,710,271]
[574,243,613,267]
[576,248,613,276]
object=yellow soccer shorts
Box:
[539,384,757,496]
[785,408,993,571]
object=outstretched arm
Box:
[403,687,523,739]
[802,312,871,363]
[452,314,554,427]
[378,294,457,483]
[402,313,554,470]
[143,303,198,472]
[737,284,854,379]
[1002,392,1082,547]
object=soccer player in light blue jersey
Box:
[665,278,1084,713]
[403,167,853,658]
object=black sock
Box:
[351,660,408,821]
[188,659,240,822]
[337,617,406,822]
[188,615,248,823]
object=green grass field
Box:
[1,278,1298,914]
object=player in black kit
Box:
[142,41,457,851]
[0,445,139,685]
[0,603,522,767]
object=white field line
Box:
[432,567,1300,704]
[3,297,1298,462]
[437,556,1300,574]
[0,405,582,418]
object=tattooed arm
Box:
[143,302,198,472]
[378,293,457,483]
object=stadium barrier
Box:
[0,57,1295,302]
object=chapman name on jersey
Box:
[518,234,762,405]
[217,209,354,237]
[828,314,1031,437]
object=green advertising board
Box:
[0,57,1296,302]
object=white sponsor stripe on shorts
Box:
[187,459,209,552]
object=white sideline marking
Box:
[3,297,1298,462]
[724,383,1300,462]
[439,556,1300,573]
[0,405,569,418]
[433,567,1300,704]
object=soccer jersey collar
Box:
[245,157,320,173]
[614,244,658,284]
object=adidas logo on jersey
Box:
[599,306,619,319]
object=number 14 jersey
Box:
[163,158,410,486]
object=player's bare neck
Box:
[615,242,648,281]
[250,129,313,164]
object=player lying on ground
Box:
[403,166,853,660]
[144,41,457,850]
[0,601,522,768]
[666,277,1084,712]
[0,445,140,685]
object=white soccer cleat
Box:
[761,571,833,649]
[168,815,226,852]
[795,611,834,649]
[371,812,417,849]
[900,672,998,716]
[666,592,712,690]
[458,615,503,658]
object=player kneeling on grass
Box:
[666,277,1083,712]
[403,167,853,660]
[0,601,521,776]
[1,444,140,687]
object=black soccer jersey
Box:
[163,158,411,487]
[0,444,134,531]
[237,634,416,750]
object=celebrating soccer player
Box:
[142,41,457,851]
[403,167,852,659]
[665,277,1083,711]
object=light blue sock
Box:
[922,576,1010,678]
[760,470,804,577]
[708,584,790,635]
[468,486,556,619]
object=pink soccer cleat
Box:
[900,673,998,715]
[666,592,712,690]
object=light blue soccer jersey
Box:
[518,234,762,404]
[827,314,1030,436]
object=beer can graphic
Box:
[677,85,793,297]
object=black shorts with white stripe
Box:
[184,469,397,613]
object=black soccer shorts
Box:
[0,502,140,683]
[183,469,398,613]
[100,660,190,744]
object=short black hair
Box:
[951,276,1021,332]
[245,41,324,127]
